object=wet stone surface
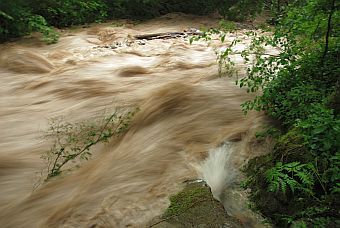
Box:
[147,181,243,228]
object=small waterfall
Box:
[199,143,238,201]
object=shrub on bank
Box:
[239,0,339,226]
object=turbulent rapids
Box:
[0,13,271,227]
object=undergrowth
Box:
[239,1,339,226]
[191,0,339,226]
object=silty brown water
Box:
[0,13,272,227]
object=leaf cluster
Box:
[43,108,138,180]
[265,162,314,195]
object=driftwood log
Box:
[134,31,202,40]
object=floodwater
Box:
[0,13,272,227]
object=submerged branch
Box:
[134,31,202,40]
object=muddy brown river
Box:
[0,13,272,227]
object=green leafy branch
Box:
[43,107,138,180]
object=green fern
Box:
[265,162,314,195]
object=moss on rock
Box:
[149,181,243,228]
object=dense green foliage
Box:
[34,0,108,28]
[216,0,264,21]
[0,0,59,43]
[237,0,340,226]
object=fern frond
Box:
[295,171,314,186]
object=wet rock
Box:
[147,181,243,228]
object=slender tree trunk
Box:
[322,0,336,64]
